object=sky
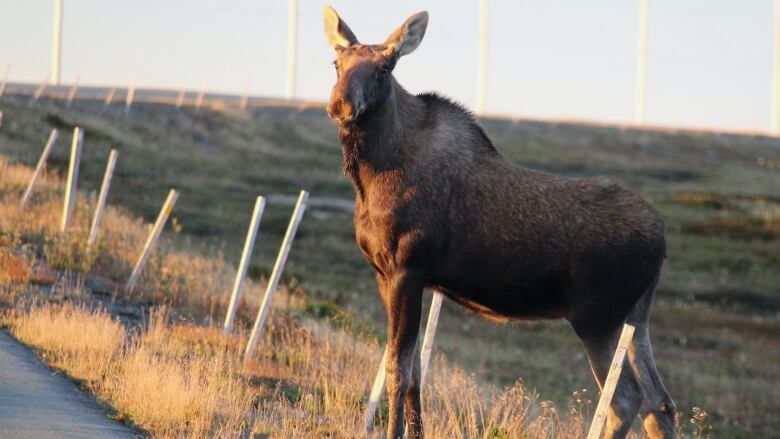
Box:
[0,0,774,132]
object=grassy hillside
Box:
[1,94,779,436]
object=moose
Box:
[323,6,675,439]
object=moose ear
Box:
[384,11,429,57]
[323,5,359,49]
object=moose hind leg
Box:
[576,323,645,439]
[404,336,424,439]
[627,290,676,439]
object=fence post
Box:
[104,87,116,107]
[21,129,59,207]
[66,74,79,108]
[30,74,50,105]
[420,291,444,385]
[244,190,308,360]
[60,127,83,232]
[125,80,135,115]
[87,149,118,249]
[0,65,9,99]
[175,88,186,108]
[126,189,179,293]
[239,81,249,111]
[195,88,205,109]
[586,323,636,439]
[365,347,388,431]
[365,291,443,431]
[223,196,266,333]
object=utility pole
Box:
[634,0,649,125]
[52,0,63,86]
[285,0,298,100]
[475,0,488,116]
[772,0,780,134]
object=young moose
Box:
[323,7,675,439]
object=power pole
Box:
[285,0,298,100]
[476,0,488,116]
[52,0,63,86]
[634,0,649,125]
[772,0,780,134]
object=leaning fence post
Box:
[65,74,79,108]
[365,291,443,431]
[125,189,179,293]
[21,129,59,207]
[175,88,186,108]
[239,81,249,111]
[125,80,135,115]
[420,291,444,385]
[0,65,9,99]
[60,127,83,232]
[365,347,388,431]
[586,323,636,439]
[195,88,205,110]
[244,190,308,360]
[223,196,266,333]
[104,87,116,107]
[86,149,118,249]
[29,74,50,105]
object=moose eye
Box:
[380,65,389,75]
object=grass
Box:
[0,157,598,438]
[1,94,779,436]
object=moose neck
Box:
[339,79,424,198]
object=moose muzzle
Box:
[327,76,366,125]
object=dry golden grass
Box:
[9,300,595,438]
[0,157,263,319]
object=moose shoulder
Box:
[323,6,676,439]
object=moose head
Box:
[323,6,429,126]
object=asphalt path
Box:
[0,331,136,439]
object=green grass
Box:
[1,94,779,436]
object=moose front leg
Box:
[381,271,424,439]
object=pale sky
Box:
[0,0,773,132]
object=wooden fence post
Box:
[86,149,118,249]
[175,88,186,108]
[104,87,116,107]
[125,80,135,115]
[239,81,249,111]
[365,291,443,431]
[125,189,179,293]
[30,74,50,105]
[420,291,444,385]
[60,127,83,232]
[21,129,59,207]
[195,88,205,110]
[243,190,308,360]
[586,323,636,439]
[0,65,9,99]
[66,75,79,108]
[365,347,388,431]
[223,196,266,333]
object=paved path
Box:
[0,331,136,439]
